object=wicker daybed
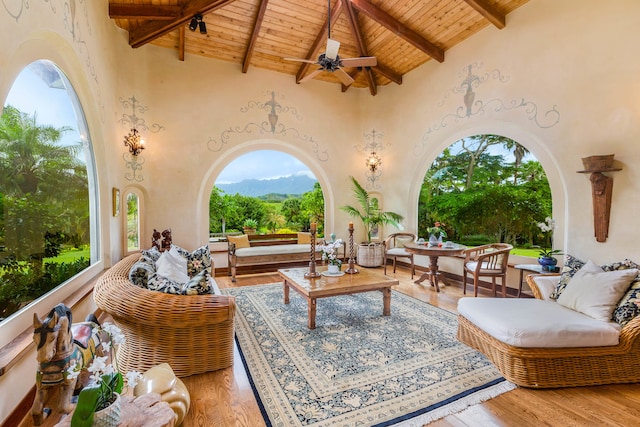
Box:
[457,274,640,388]
[93,253,236,377]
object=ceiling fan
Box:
[284,0,377,86]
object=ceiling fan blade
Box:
[299,68,324,83]
[283,57,318,64]
[325,38,340,60]
[340,56,378,68]
[334,68,355,86]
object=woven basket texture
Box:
[93,253,236,377]
[456,274,640,388]
[357,243,383,267]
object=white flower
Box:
[126,371,143,388]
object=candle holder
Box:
[304,226,321,278]
[344,223,359,274]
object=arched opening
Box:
[418,134,554,259]
[0,60,97,321]
[209,149,324,237]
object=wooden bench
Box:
[227,233,345,282]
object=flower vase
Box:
[328,264,340,274]
[92,393,121,427]
[428,235,442,246]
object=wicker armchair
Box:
[457,274,640,388]
[462,243,513,297]
[93,253,236,377]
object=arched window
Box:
[0,60,97,321]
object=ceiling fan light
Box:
[326,38,340,60]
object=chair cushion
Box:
[457,298,621,348]
[465,261,502,274]
[386,247,411,257]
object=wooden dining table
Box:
[403,242,466,292]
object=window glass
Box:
[126,192,140,252]
[0,60,96,322]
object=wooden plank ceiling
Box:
[108,0,530,95]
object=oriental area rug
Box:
[224,284,515,427]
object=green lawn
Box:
[43,248,90,264]
[511,248,541,258]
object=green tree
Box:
[300,182,325,232]
[0,105,88,259]
[281,197,304,228]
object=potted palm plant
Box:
[242,218,258,235]
[341,176,404,267]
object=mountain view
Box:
[216,174,317,197]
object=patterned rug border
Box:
[226,283,515,427]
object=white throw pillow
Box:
[155,246,189,283]
[557,260,638,321]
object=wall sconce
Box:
[123,128,145,157]
[366,151,382,173]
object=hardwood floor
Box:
[188,268,640,427]
[19,267,640,426]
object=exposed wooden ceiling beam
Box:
[349,0,444,63]
[109,3,180,20]
[463,0,505,29]
[178,26,185,61]
[344,0,376,95]
[243,0,270,73]
[296,0,344,83]
[373,64,402,85]
[129,0,237,49]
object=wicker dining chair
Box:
[462,243,513,297]
[382,232,417,279]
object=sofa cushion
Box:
[550,255,640,300]
[556,260,637,321]
[173,244,213,277]
[228,234,250,249]
[156,246,189,283]
[457,298,621,348]
[129,259,156,288]
[530,275,560,300]
[613,277,640,326]
[141,246,162,263]
[147,269,212,295]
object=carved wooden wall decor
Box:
[577,155,621,242]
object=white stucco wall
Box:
[1,0,640,422]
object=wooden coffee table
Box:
[278,267,399,329]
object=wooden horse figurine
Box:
[30,304,107,425]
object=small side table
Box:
[514,264,559,297]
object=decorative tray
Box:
[321,271,345,277]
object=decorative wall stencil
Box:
[357,129,387,189]
[416,63,561,154]
[207,91,328,161]
[119,96,165,182]
[3,0,106,122]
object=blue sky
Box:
[4,65,81,147]
[215,150,315,184]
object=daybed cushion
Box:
[235,243,314,257]
[556,260,637,322]
[530,275,560,300]
[457,298,621,348]
[227,234,250,249]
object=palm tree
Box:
[341,176,403,243]
[0,105,81,196]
